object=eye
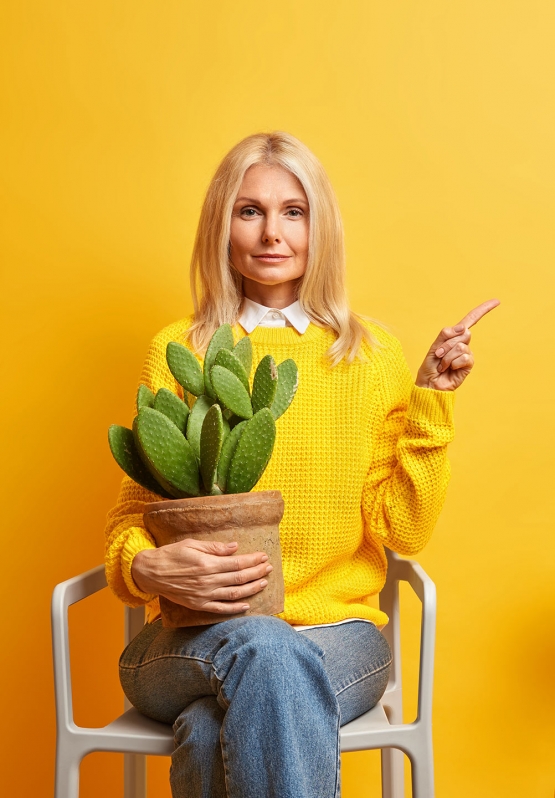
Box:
[286,208,304,218]
[240,207,260,217]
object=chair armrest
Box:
[380,549,436,724]
[51,565,107,731]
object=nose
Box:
[262,211,281,244]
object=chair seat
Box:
[95,701,394,758]
[103,709,174,755]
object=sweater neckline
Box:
[234,322,329,347]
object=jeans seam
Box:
[335,658,392,696]
[119,653,213,669]
[333,710,341,798]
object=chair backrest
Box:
[125,605,147,646]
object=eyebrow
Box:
[234,196,308,206]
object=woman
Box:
[105,131,498,798]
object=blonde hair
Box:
[187,131,377,365]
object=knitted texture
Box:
[104,317,455,626]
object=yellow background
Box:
[1,2,554,796]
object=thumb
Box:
[181,538,238,557]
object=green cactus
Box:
[166,342,204,397]
[199,403,224,493]
[203,323,234,399]
[136,384,155,411]
[227,408,276,494]
[270,359,299,419]
[134,407,200,498]
[214,348,250,393]
[186,394,215,459]
[216,420,247,492]
[108,425,172,497]
[109,323,298,499]
[153,388,189,433]
[233,336,253,377]
[211,365,253,419]
[251,355,278,413]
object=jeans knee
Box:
[173,696,224,749]
[212,617,329,705]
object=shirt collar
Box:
[238,297,311,334]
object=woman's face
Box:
[229,164,309,299]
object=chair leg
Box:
[54,753,80,798]
[381,747,405,798]
[409,739,434,798]
[124,753,147,798]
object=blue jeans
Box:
[119,616,391,798]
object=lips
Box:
[253,254,291,260]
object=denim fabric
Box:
[119,616,391,798]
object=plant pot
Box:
[143,490,285,628]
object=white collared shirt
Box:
[238,297,310,334]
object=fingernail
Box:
[227,542,237,549]
[241,604,250,611]
[266,565,273,573]
[454,324,465,332]
[260,580,268,587]
[261,554,269,562]
[436,347,445,357]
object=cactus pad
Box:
[108,425,171,497]
[211,365,253,420]
[136,384,155,412]
[134,407,200,498]
[153,388,189,434]
[166,342,204,397]
[204,323,234,399]
[227,408,276,494]
[214,348,250,393]
[199,403,224,493]
[251,355,278,413]
[233,336,253,377]
[186,395,215,459]
[216,420,247,492]
[270,359,299,419]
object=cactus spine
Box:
[108,324,298,498]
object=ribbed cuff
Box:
[121,530,157,602]
[407,385,455,427]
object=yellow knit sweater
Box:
[104,317,455,627]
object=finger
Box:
[456,298,500,330]
[434,329,471,358]
[178,539,269,571]
[211,561,273,587]
[437,342,472,372]
[213,550,270,574]
[446,353,474,374]
[180,538,241,557]
[210,578,269,603]
[439,350,474,374]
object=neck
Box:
[242,278,301,309]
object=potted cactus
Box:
[108,324,298,627]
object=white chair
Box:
[52,548,436,797]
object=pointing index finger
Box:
[457,298,500,330]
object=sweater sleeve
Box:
[361,336,455,556]
[104,326,188,607]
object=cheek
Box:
[230,220,259,255]
[290,222,309,257]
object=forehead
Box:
[238,164,307,202]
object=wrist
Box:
[131,548,158,594]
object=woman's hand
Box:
[131,539,273,615]
[416,299,500,391]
